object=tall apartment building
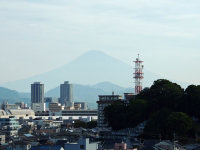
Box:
[31,82,45,112]
[59,81,73,107]
[97,93,122,128]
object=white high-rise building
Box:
[31,82,45,112]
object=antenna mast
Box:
[134,54,144,95]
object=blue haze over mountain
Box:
[2,50,160,92]
[0,87,30,105]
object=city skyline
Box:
[0,0,200,86]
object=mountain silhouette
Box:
[1,50,160,92]
[0,87,30,105]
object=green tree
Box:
[145,111,194,138]
[144,108,172,136]
[128,99,147,127]
[181,85,200,118]
[104,101,128,130]
[73,120,97,129]
[87,121,97,129]
[138,79,184,113]
[166,112,194,137]
[104,99,147,130]
[103,79,199,139]
[73,120,87,128]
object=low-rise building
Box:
[36,128,60,135]
[0,134,5,145]
[45,97,58,110]
[114,142,137,150]
[32,103,46,112]
[0,109,35,119]
[74,103,81,110]
[62,110,97,117]
[64,138,99,150]
[0,102,35,119]
[6,142,32,150]
[0,116,21,135]
[49,102,64,116]
[15,102,28,109]
[74,102,87,110]
[10,109,35,117]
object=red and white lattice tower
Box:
[134,54,144,95]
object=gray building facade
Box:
[59,81,73,107]
[31,82,45,112]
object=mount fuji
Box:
[1,50,160,92]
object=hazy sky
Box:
[0,0,200,86]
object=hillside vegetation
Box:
[104,79,200,141]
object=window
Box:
[80,145,84,149]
